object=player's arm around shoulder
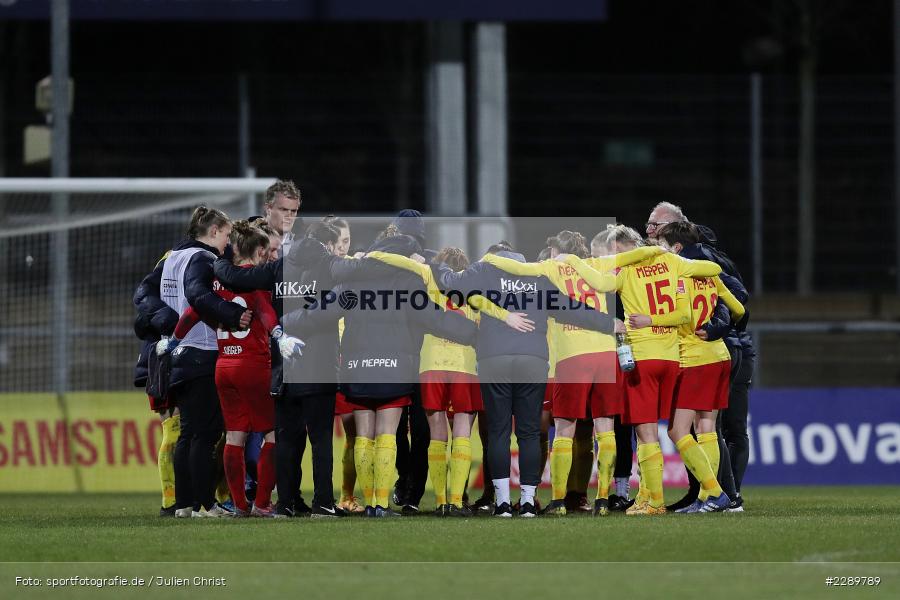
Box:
[184,253,245,330]
[671,253,722,278]
[481,253,547,277]
[563,255,619,292]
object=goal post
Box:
[0,178,276,396]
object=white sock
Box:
[492,478,510,505]
[520,484,536,505]
[615,477,630,498]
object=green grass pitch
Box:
[1,487,898,600]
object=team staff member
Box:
[137,206,250,517]
[282,234,478,517]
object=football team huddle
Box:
[132,180,754,519]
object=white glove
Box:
[155,336,180,357]
[272,326,305,360]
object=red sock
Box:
[223,443,249,512]
[256,441,276,507]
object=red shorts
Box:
[334,391,354,416]
[543,378,556,412]
[552,352,621,419]
[622,359,679,425]
[344,395,412,412]
[215,364,274,432]
[674,360,731,412]
[420,371,483,413]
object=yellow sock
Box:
[214,434,230,504]
[448,437,472,507]
[215,476,231,504]
[637,442,665,508]
[636,466,649,504]
[550,436,573,501]
[340,439,357,502]
[354,436,376,507]
[374,434,398,508]
[158,415,179,509]
[428,439,449,506]
[696,432,720,501]
[595,431,617,500]
[676,434,723,500]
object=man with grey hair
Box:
[645,202,688,243]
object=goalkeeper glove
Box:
[271,326,305,360]
[156,336,180,357]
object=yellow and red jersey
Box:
[677,275,744,368]
[419,299,478,376]
[568,252,722,362]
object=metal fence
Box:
[4,70,892,292]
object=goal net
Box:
[0,179,273,394]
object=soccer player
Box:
[564,236,722,515]
[629,221,746,512]
[418,248,487,517]
[161,220,305,517]
[480,232,663,516]
[133,250,180,516]
[217,220,346,518]
[600,226,646,511]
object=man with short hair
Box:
[264,180,302,255]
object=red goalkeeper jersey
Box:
[174,269,279,367]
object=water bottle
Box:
[616,333,636,372]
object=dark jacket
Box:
[281,243,476,400]
[134,239,244,387]
[132,253,178,388]
[681,234,755,358]
[433,251,615,362]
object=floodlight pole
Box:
[473,23,509,254]
[426,22,467,249]
[51,0,70,400]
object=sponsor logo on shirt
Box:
[275,280,318,298]
[500,278,537,294]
